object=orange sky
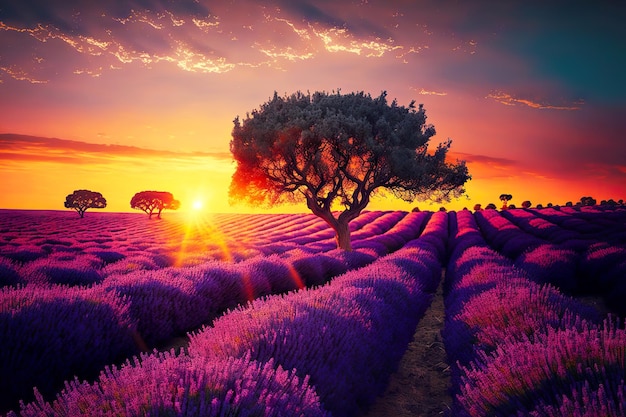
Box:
[1,1,625,214]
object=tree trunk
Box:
[334,219,352,251]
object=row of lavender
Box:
[474,207,626,315]
[7,213,449,417]
[2,208,620,412]
[0,210,433,413]
[444,209,625,416]
[0,210,394,285]
[0,210,421,287]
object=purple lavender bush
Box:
[514,244,580,294]
[0,257,22,287]
[19,253,104,286]
[0,286,138,413]
[456,321,626,416]
[12,352,330,417]
[188,249,439,417]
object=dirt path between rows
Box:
[361,278,451,417]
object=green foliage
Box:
[231,91,469,206]
[229,90,470,249]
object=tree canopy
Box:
[64,189,106,218]
[229,90,470,250]
[130,191,180,219]
[580,196,596,206]
[499,193,513,209]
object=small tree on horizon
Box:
[580,196,596,206]
[521,200,532,209]
[64,190,107,218]
[229,90,470,250]
[499,193,513,209]
[130,191,180,219]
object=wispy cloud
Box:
[412,87,447,96]
[486,91,583,111]
[0,134,232,166]
[0,1,428,83]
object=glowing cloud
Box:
[486,91,583,111]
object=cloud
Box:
[0,134,232,166]
[0,0,431,83]
[486,91,583,111]
[412,87,447,96]
[450,151,517,167]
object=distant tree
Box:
[473,203,482,211]
[580,196,596,206]
[521,200,532,209]
[412,206,421,212]
[486,203,497,210]
[508,204,516,209]
[130,191,180,219]
[229,90,470,250]
[547,202,553,207]
[499,193,513,209]
[619,199,624,205]
[536,204,544,209]
[439,206,447,212]
[64,189,106,218]
[565,201,573,207]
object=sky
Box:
[1,0,625,214]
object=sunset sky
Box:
[1,0,625,214]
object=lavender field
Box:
[1,207,625,416]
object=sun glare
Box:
[192,199,204,211]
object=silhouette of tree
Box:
[602,199,617,206]
[521,200,532,209]
[229,90,470,250]
[473,203,482,211]
[565,201,573,207]
[130,191,180,219]
[486,203,497,210]
[499,193,513,209]
[64,189,106,218]
[580,196,596,206]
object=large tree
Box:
[130,191,180,219]
[229,91,470,251]
[64,189,107,218]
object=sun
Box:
[191,199,204,211]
